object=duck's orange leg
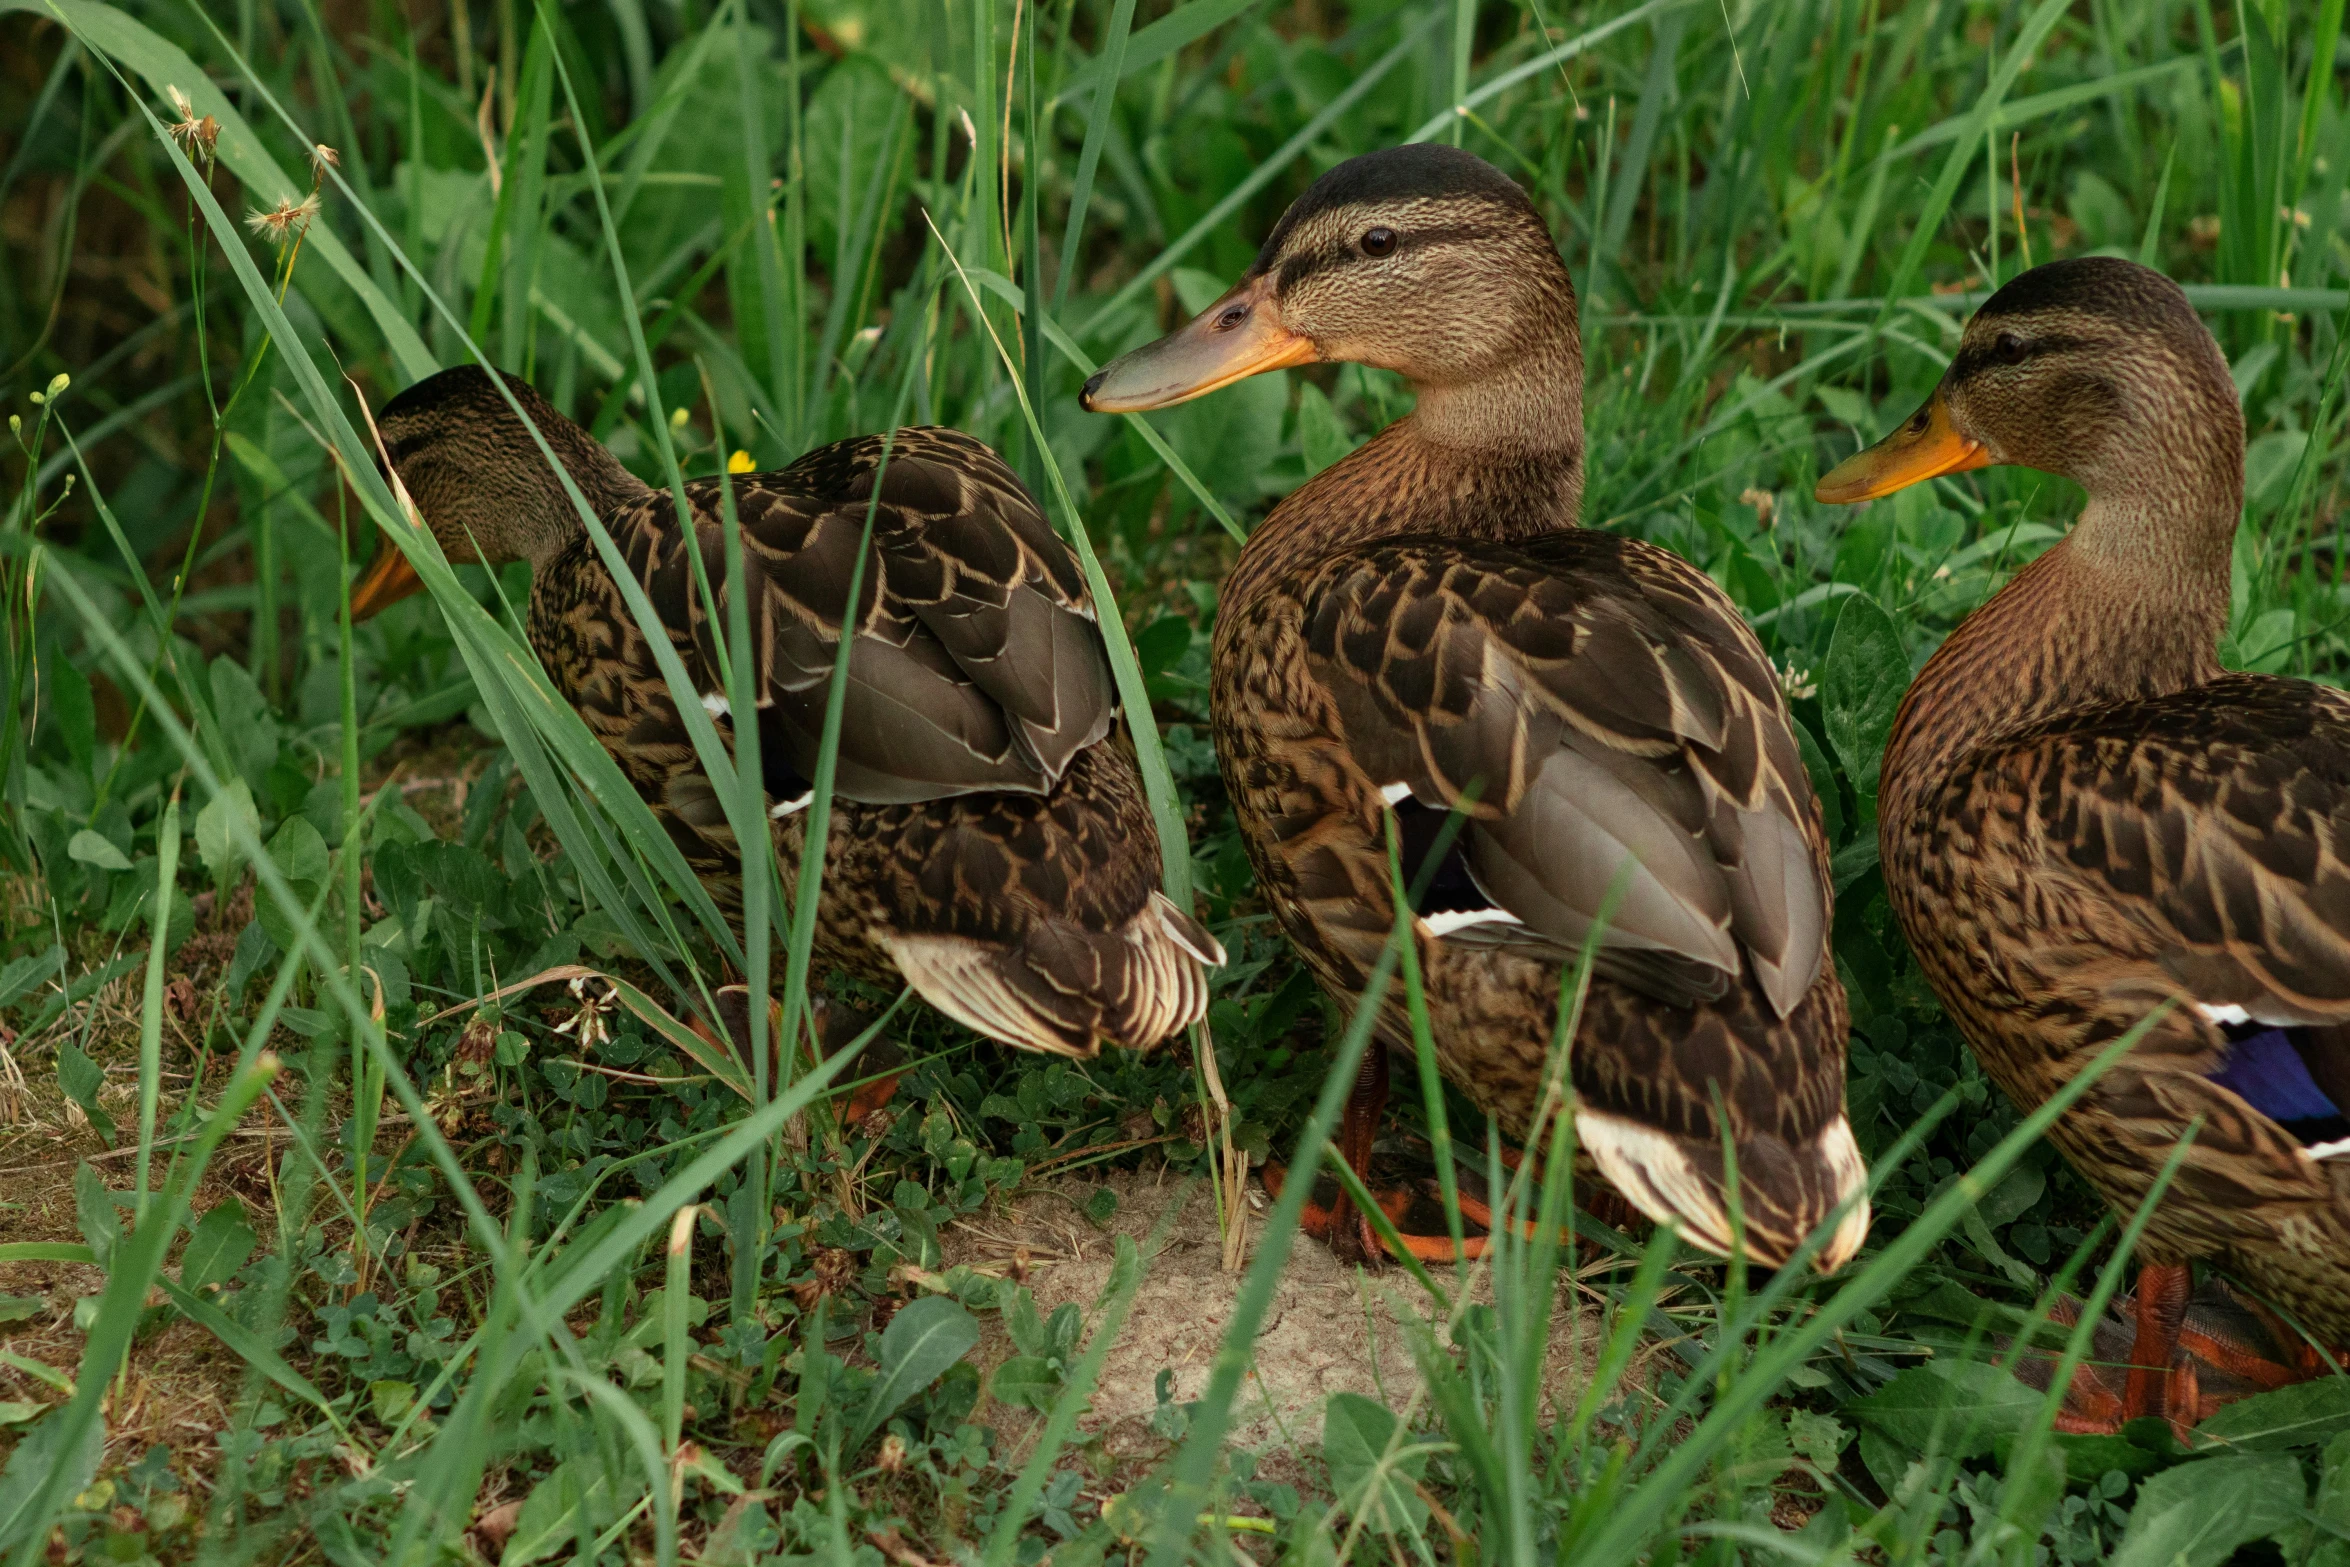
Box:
[1335,1048,1393,1263]
[2031,1274,2348,1437]
[1264,1049,1466,1264]
[1452,1161,1644,1242]
[2121,1262,2193,1426]
[1266,1059,1652,1265]
[1280,1047,1392,1265]
[2026,1295,2127,1433]
[2219,1287,2350,1383]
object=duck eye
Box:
[1360,226,1398,258]
[1993,330,2029,364]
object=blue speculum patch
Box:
[2212,1024,2350,1145]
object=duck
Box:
[1816,254,2350,1428]
[353,366,1223,1059]
[1082,144,1869,1272]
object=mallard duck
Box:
[1817,254,2350,1426]
[1083,144,1869,1271]
[354,367,1223,1057]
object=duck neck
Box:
[1228,349,1584,602]
[1408,332,1586,461]
[1881,478,2238,833]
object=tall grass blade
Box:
[1087,14,1440,332]
[934,229,1195,902]
[1873,0,2071,320]
[1139,939,1404,1564]
[131,789,179,1219]
[1052,0,1137,313]
[16,0,434,376]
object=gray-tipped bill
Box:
[1080,274,1318,413]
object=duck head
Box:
[1081,143,1581,457]
[1816,257,2242,521]
[351,366,646,617]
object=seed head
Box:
[309,143,341,179]
[163,85,219,168]
[246,191,321,247]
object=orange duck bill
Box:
[1814,387,1991,504]
[350,543,426,619]
[1079,274,1317,413]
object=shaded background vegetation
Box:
[0,0,2347,1560]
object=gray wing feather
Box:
[627,427,1114,805]
[1305,532,1830,1018]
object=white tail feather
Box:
[1151,891,1228,966]
[885,935,1095,1057]
[884,896,1218,1057]
[1812,1116,1871,1272]
[1577,1110,1740,1259]
[1577,1109,1872,1273]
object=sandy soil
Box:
[941,1164,1604,1465]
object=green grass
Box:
[1,0,2347,1560]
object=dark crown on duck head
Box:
[1248,142,1541,281]
[1947,256,2223,388]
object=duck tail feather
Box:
[885,934,1103,1057]
[1150,891,1228,967]
[885,898,1220,1057]
[1577,1110,1872,1273]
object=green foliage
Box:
[1821,590,1907,814]
[2110,1452,2306,1567]
[1319,1392,1430,1535]
[1,0,2347,1560]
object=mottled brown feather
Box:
[376,367,1219,1057]
[1865,257,2350,1338]
[1152,147,1865,1269]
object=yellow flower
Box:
[727,449,754,474]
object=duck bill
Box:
[1080,275,1316,413]
[1814,389,1991,504]
[350,544,425,619]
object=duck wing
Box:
[2003,675,2350,1029]
[623,427,1115,805]
[1955,675,2350,1154]
[1302,529,1830,1018]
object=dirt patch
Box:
[943,1166,1603,1464]
[0,986,288,1487]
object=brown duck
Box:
[1818,255,2350,1427]
[1085,145,1868,1271]
[354,368,1222,1057]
